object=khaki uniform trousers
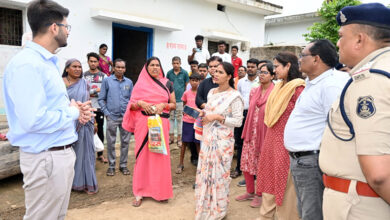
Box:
[20,147,76,220]
[259,171,300,220]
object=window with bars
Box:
[0,7,23,46]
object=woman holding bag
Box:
[195,62,244,220]
[122,57,176,207]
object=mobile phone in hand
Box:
[183,105,200,119]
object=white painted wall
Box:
[264,19,319,46]
[0,0,270,115]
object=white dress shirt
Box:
[237,75,259,110]
[284,69,350,152]
[212,52,232,63]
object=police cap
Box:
[336,3,390,29]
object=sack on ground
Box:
[94,133,104,152]
[147,115,167,155]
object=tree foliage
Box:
[303,0,361,46]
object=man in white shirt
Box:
[232,58,259,180]
[284,39,349,220]
[188,35,210,64]
[212,41,231,63]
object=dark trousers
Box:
[95,110,105,157]
[189,142,198,161]
[234,109,247,172]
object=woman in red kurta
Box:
[122,57,176,207]
[235,62,275,208]
[256,52,305,219]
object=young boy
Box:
[176,72,202,174]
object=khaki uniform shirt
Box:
[319,47,390,220]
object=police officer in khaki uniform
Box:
[319,3,390,220]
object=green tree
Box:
[303,0,361,46]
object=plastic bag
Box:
[194,116,203,141]
[147,115,167,155]
[94,133,104,152]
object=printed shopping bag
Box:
[147,114,168,155]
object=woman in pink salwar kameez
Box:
[122,57,176,207]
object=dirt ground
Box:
[0,142,260,220]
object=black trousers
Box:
[95,110,105,157]
[189,142,198,161]
[234,109,248,172]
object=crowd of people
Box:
[3,0,390,220]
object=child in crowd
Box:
[176,72,202,174]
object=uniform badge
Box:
[340,11,347,24]
[356,96,376,118]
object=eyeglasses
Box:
[46,23,71,32]
[299,53,315,59]
[257,71,270,75]
[56,23,71,32]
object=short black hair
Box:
[189,60,199,65]
[274,52,303,82]
[172,56,181,63]
[231,45,239,51]
[238,66,247,71]
[309,39,338,68]
[99,43,107,49]
[113,58,126,67]
[208,56,223,64]
[27,0,69,37]
[87,52,99,61]
[195,35,204,41]
[189,71,202,80]
[198,63,208,69]
[217,41,226,46]
[247,58,260,66]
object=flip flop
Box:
[132,197,142,207]
[175,165,184,174]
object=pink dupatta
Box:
[241,83,274,149]
[122,64,173,200]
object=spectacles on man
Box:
[46,23,71,32]
[299,53,314,59]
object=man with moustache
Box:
[284,39,349,220]
[2,0,94,219]
[319,3,390,219]
[98,59,133,176]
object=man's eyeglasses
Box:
[299,53,315,59]
[46,23,71,32]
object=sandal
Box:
[97,155,108,163]
[175,165,184,174]
[0,133,7,141]
[132,196,142,207]
[106,168,115,176]
[230,170,242,179]
[119,167,131,175]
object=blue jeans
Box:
[290,153,324,220]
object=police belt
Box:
[323,174,379,197]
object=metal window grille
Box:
[0,7,23,46]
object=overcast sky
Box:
[266,0,390,17]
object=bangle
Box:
[164,103,170,111]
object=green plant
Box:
[303,0,361,47]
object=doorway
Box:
[112,23,153,84]
[208,40,230,56]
